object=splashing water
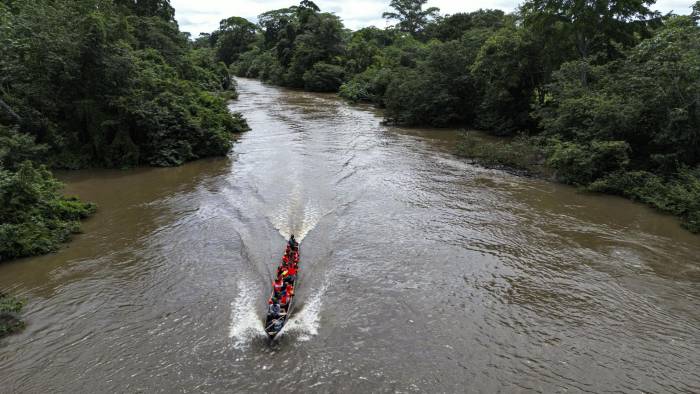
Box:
[229,279,265,349]
[281,282,328,341]
[271,200,321,242]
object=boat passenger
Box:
[282,254,290,264]
[273,277,283,294]
[279,292,290,307]
[272,318,284,331]
[286,283,294,297]
[284,263,297,284]
[292,251,299,263]
[276,265,283,277]
[268,300,281,318]
[288,235,298,251]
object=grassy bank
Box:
[456,131,548,177]
[456,132,700,233]
[0,293,24,338]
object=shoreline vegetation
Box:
[0,292,24,338]
[457,132,700,232]
[212,0,700,233]
[0,0,250,262]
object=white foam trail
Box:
[270,199,321,242]
[282,282,328,341]
[296,204,321,241]
[229,279,265,349]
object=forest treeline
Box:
[0,0,248,261]
[201,0,700,232]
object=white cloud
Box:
[171,0,696,35]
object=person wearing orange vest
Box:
[277,261,289,279]
[284,263,296,284]
[272,277,283,295]
[279,291,290,307]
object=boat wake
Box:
[229,279,265,350]
[280,282,327,341]
[271,201,321,242]
[229,278,327,348]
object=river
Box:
[1,78,699,393]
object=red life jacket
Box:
[280,293,289,305]
[286,285,294,296]
[273,280,283,292]
[282,255,289,264]
[287,265,297,276]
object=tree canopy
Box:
[0,0,250,261]
[382,0,440,36]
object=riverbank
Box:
[0,0,252,262]
[456,131,700,233]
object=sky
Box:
[171,0,697,35]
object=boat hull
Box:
[264,245,299,339]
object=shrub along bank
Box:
[0,292,24,338]
[0,0,250,261]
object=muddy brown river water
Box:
[1,78,699,393]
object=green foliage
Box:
[0,292,25,338]
[521,0,657,63]
[456,132,547,175]
[229,1,345,89]
[0,126,47,169]
[215,17,257,65]
[0,293,23,314]
[424,10,506,41]
[0,161,96,261]
[382,25,501,127]
[545,139,631,185]
[0,0,248,261]
[343,27,389,75]
[588,168,700,232]
[382,0,440,37]
[383,41,473,126]
[471,28,541,134]
[0,0,247,170]
[537,20,700,174]
[339,66,392,104]
[303,62,345,92]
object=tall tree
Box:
[114,0,176,21]
[382,0,440,36]
[521,0,658,84]
[215,16,257,65]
